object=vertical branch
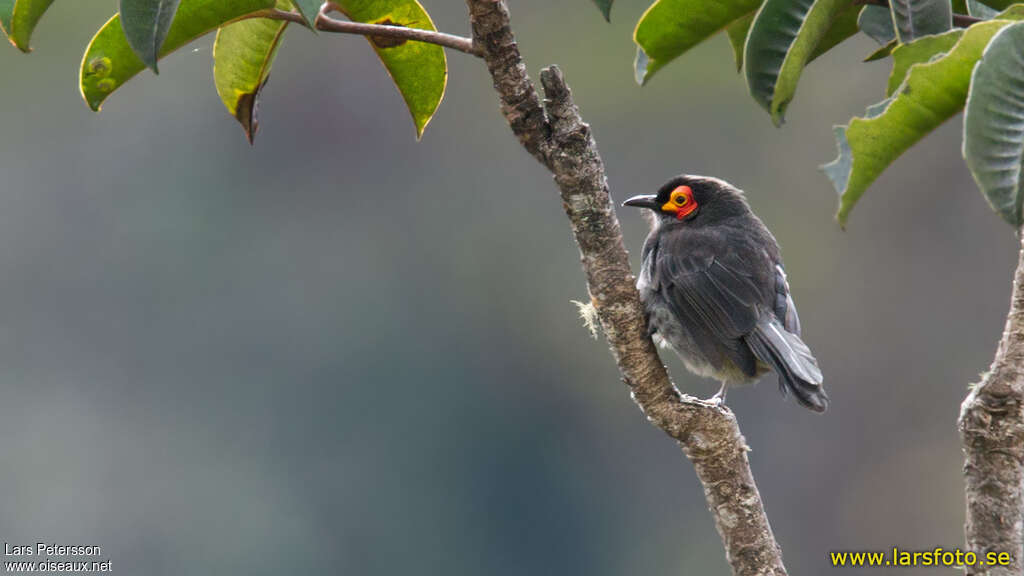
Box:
[960,232,1024,576]
[466,0,549,162]
[465,1,788,574]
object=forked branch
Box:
[254,3,481,56]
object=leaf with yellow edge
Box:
[80,0,275,111]
[886,28,962,95]
[213,0,291,143]
[633,0,763,84]
[726,13,754,72]
[809,4,861,61]
[8,0,55,52]
[864,39,898,61]
[887,8,1024,97]
[823,17,1024,225]
[332,0,446,138]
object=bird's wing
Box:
[654,240,766,376]
[773,264,802,335]
[759,264,826,410]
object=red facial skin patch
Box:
[661,185,698,220]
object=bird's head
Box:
[622,175,751,226]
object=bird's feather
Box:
[651,229,771,377]
[774,264,802,335]
[745,316,827,411]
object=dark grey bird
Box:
[623,175,828,412]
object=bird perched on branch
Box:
[623,175,828,412]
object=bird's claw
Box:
[706,383,728,407]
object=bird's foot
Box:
[706,383,728,407]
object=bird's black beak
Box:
[623,194,660,210]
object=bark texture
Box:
[466,1,788,574]
[960,232,1024,576]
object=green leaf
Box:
[968,0,1001,18]
[633,0,762,84]
[80,0,275,111]
[732,6,854,72]
[864,39,898,60]
[859,5,896,44]
[972,0,1018,10]
[0,0,13,38]
[745,0,850,125]
[889,0,952,42]
[213,1,289,143]
[332,0,446,138]
[886,28,962,95]
[289,0,320,28]
[119,0,182,72]
[592,0,613,21]
[887,5,1024,92]
[963,21,1024,227]
[809,4,861,60]
[7,0,55,52]
[726,12,754,71]
[823,18,1020,225]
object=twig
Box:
[954,13,984,27]
[959,232,1024,576]
[249,4,481,57]
[466,1,789,574]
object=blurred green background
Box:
[0,1,1013,574]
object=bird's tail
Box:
[745,318,828,412]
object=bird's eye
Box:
[674,195,687,205]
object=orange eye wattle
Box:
[662,185,698,219]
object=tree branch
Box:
[251,4,481,57]
[959,232,1024,576]
[466,1,788,574]
[954,13,985,27]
